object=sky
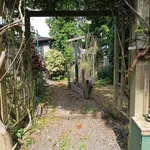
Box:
[30,17,50,37]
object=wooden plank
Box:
[0,51,5,69]
[115,106,129,119]
[27,10,113,17]
[67,36,85,42]
[70,83,84,97]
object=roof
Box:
[33,37,52,43]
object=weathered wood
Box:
[0,2,7,124]
[129,0,149,118]
[67,36,86,84]
[67,36,85,42]
[73,41,79,83]
[0,121,13,150]
[115,106,129,119]
[27,10,113,17]
[25,11,33,112]
[68,71,71,88]
[120,17,125,109]
[129,0,150,149]
[113,16,119,106]
[130,60,149,117]
[70,83,84,97]
[0,51,5,69]
[0,65,7,124]
[81,69,85,84]
[84,80,89,99]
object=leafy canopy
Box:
[46,17,85,52]
[25,0,124,11]
[45,17,89,65]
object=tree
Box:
[45,16,89,67]
[46,17,85,52]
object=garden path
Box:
[28,81,123,150]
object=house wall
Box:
[43,45,50,56]
[34,40,52,58]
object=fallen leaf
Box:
[77,124,82,129]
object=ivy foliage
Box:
[25,0,126,11]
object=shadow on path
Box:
[28,81,127,150]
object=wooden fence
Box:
[113,10,130,119]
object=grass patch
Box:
[52,136,73,150]
[99,78,112,86]
[80,105,98,114]
[94,79,112,88]
[25,135,32,146]
[33,117,49,130]
[79,142,87,150]
[60,137,72,150]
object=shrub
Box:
[97,65,113,83]
[45,49,65,79]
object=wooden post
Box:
[25,11,33,113]
[120,17,125,109]
[0,51,7,124]
[68,71,71,88]
[128,0,150,149]
[129,0,150,122]
[73,41,79,83]
[0,0,7,124]
[67,65,71,88]
[127,9,132,116]
[0,67,7,124]
[84,80,89,99]
[113,16,119,105]
[81,69,85,84]
[130,60,149,117]
[67,36,85,84]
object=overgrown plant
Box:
[97,65,113,84]
[33,70,48,103]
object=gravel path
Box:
[29,81,122,150]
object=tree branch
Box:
[123,0,150,31]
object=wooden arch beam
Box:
[27,10,113,17]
